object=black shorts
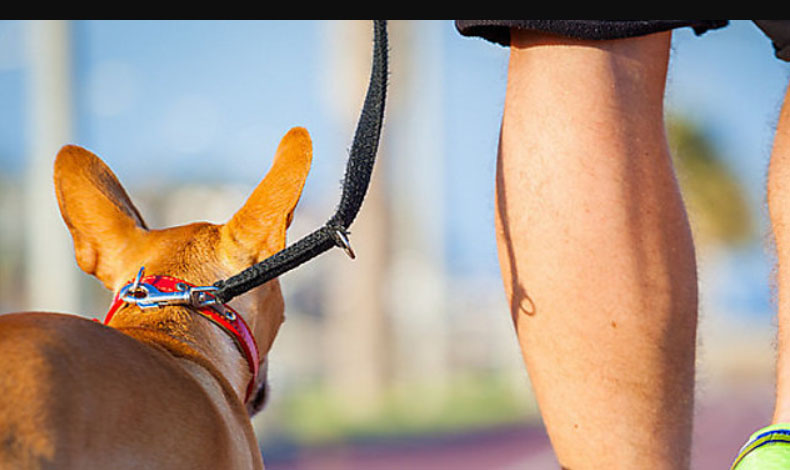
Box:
[455,20,790,62]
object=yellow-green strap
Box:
[731,423,790,469]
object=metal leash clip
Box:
[120,267,223,311]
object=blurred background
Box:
[0,20,788,469]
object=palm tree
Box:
[667,115,755,249]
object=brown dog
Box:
[0,127,312,469]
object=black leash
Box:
[212,20,388,304]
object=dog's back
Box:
[0,312,258,469]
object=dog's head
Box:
[53,127,312,416]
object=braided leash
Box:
[212,20,388,304]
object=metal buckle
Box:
[332,228,356,259]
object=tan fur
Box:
[0,127,313,469]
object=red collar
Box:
[104,274,260,402]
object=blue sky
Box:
[1,20,789,316]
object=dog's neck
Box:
[52,132,312,419]
[107,303,252,404]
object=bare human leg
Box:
[496,30,697,469]
[768,81,790,425]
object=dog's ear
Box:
[54,145,147,287]
[222,127,312,265]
